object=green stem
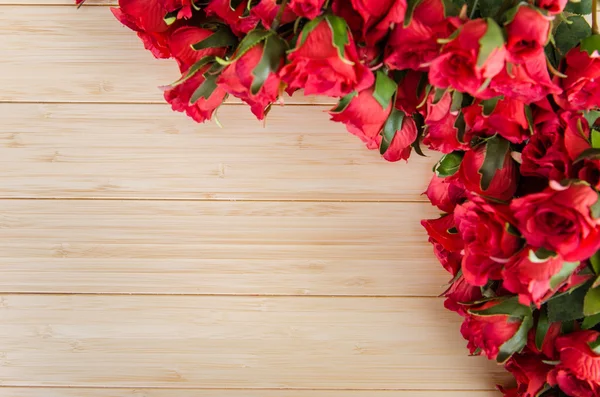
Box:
[470,0,479,19]
[272,0,289,30]
[593,0,599,35]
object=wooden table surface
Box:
[0,1,509,396]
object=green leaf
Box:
[547,281,590,322]
[529,247,558,263]
[191,28,238,50]
[585,110,600,130]
[221,29,272,66]
[470,296,532,318]
[330,92,358,113]
[587,334,600,354]
[575,148,600,163]
[373,71,398,109]
[169,56,215,87]
[404,0,424,27]
[497,315,533,363]
[481,96,502,116]
[190,74,218,104]
[164,9,179,25]
[590,251,600,274]
[325,15,353,65]
[477,19,505,68]
[380,109,405,155]
[525,105,534,135]
[251,35,287,95]
[478,0,503,18]
[583,312,600,329]
[454,111,467,143]
[580,35,600,56]
[451,91,463,113]
[536,306,550,351]
[565,0,593,14]
[432,88,448,105]
[592,193,600,219]
[434,151,464,177]
[550,261,580,289]
[554,15,592,56]
[479,135,510,191]
[584,284,600,316]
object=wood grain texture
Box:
[0,294,509,389]
[0,200,445,296]
[0,389,502,397]
[0,6,332,104]
[0,103,438,201]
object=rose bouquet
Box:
[75,0,600,395]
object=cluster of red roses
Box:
[76,0,600,395]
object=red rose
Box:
[454,195,522,286]
[536,0,568,14]
[463,97,530,144]
[548,331,600,396]
[505,5,550,64]
[422,91,468,154]
[429,19,506,98]
[217,44,283,120]
[443,275,482,315]
[458,141,518,201]
[504,353,553,397]
[385,0,459,71]
[111,0,182,58]
[461,299,527,361]
[163,27,228,123]
[330,88,391,151]
[576,160,600,190]
[279,20,374,97]
[288,0,326,19]
[563,112,591,161]
[422,214,464,275]
[347,0,407,45]
[521,117,571,181]
[510,182,600,262]
[394,70,427,116]
[205,0,259,36]
[490,53,562,104]
[502,247,572,307]
[251,0,298,28]
[555,45,600,111]
[424,174,465,213]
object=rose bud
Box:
[548,331,600,396]
[562,111,592,161]
[504,353,554,397]
[443,274,483,315]
[554,40,600,111]
[490,52,562,104]
[454,195,522,286]
[424,173,466,213]
[205,0,259,36]
[422,91,468,154]
[505,5,551,64]
[521,117,571,181]
[217,40,285,120]
[458,139,518,201]
[330,88,392,152]
[288,0,326,19]
[163,27,228,123]
[422,214,464,275]
[461,298,533,362]
[251,0,298,28]
[463,97,530,144]
[510,181,600,262]
[536,0,568,14]
[347,0,407,46]
[502,247,577,307]
[279,18,374,97]
[429,19,507,98]
[111,0,182,58]
[385,0,459,71]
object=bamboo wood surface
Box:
[0,1,506,396]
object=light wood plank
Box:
[0,200,446,296]
[0,294,509,389]
[0,6,332,104]
[0,388,501,397]
[0,103,438,201]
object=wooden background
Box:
[0,1,510,396]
